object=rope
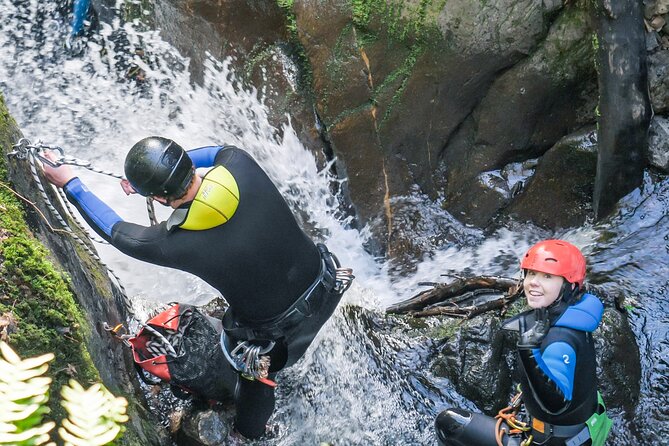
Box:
[495,392,531,446]
[8,138,155,326]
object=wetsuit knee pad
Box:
[435,408,504,446]
[435,408,472,446]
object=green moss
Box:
[351,0,376,28]
[244,44,276,80]
[426,318,462,340]
[501,296,527,318]
[345,0,444,126]
[597,230,616,243]
[534,6,596,86]
[351,0,441,45]
[378,44,424,125]
[330,101,375,128]
[0,99,99,422]
[392,314,463,340]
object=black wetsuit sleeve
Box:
[110,221,172,266]
[234,378,276,439]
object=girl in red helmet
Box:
[435,240,612,446]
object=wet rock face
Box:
[151,0,327,159]
[289,0,601,254]
[649,116,669,172]
[649,50,669,115]
[441,7,597,227]
[595,309,641,425]
[430,316,515,414]
[645,0,669,54]
[501,127,598,229]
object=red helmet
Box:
[520,240,586,288]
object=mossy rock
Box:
[0,94,165,444]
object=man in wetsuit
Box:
[434,240,612,446]
[42,136,352,439]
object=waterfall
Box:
[4,1,667,444]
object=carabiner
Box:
[34,144,65,167]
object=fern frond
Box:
[58,380,129,446]
[0,342,56,446]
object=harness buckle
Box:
[334,267,354,293]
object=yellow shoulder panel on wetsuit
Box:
[179,165,240,230]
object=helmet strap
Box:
[555,281,581,305]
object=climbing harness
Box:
[220,243,353,384]
[495,391,532,446]
[221,244,353,341]
[528,392,611,446]
[494,390,611,446]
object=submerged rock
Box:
[177,407,233,446]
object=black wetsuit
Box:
[435,294,604,446]
[64,145,343,438]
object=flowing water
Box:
[1,1,668,444]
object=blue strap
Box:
[64,178,122,237]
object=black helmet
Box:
[124,136,194,197]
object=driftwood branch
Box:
[387,275,522,319]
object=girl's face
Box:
[523,269,566,309]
